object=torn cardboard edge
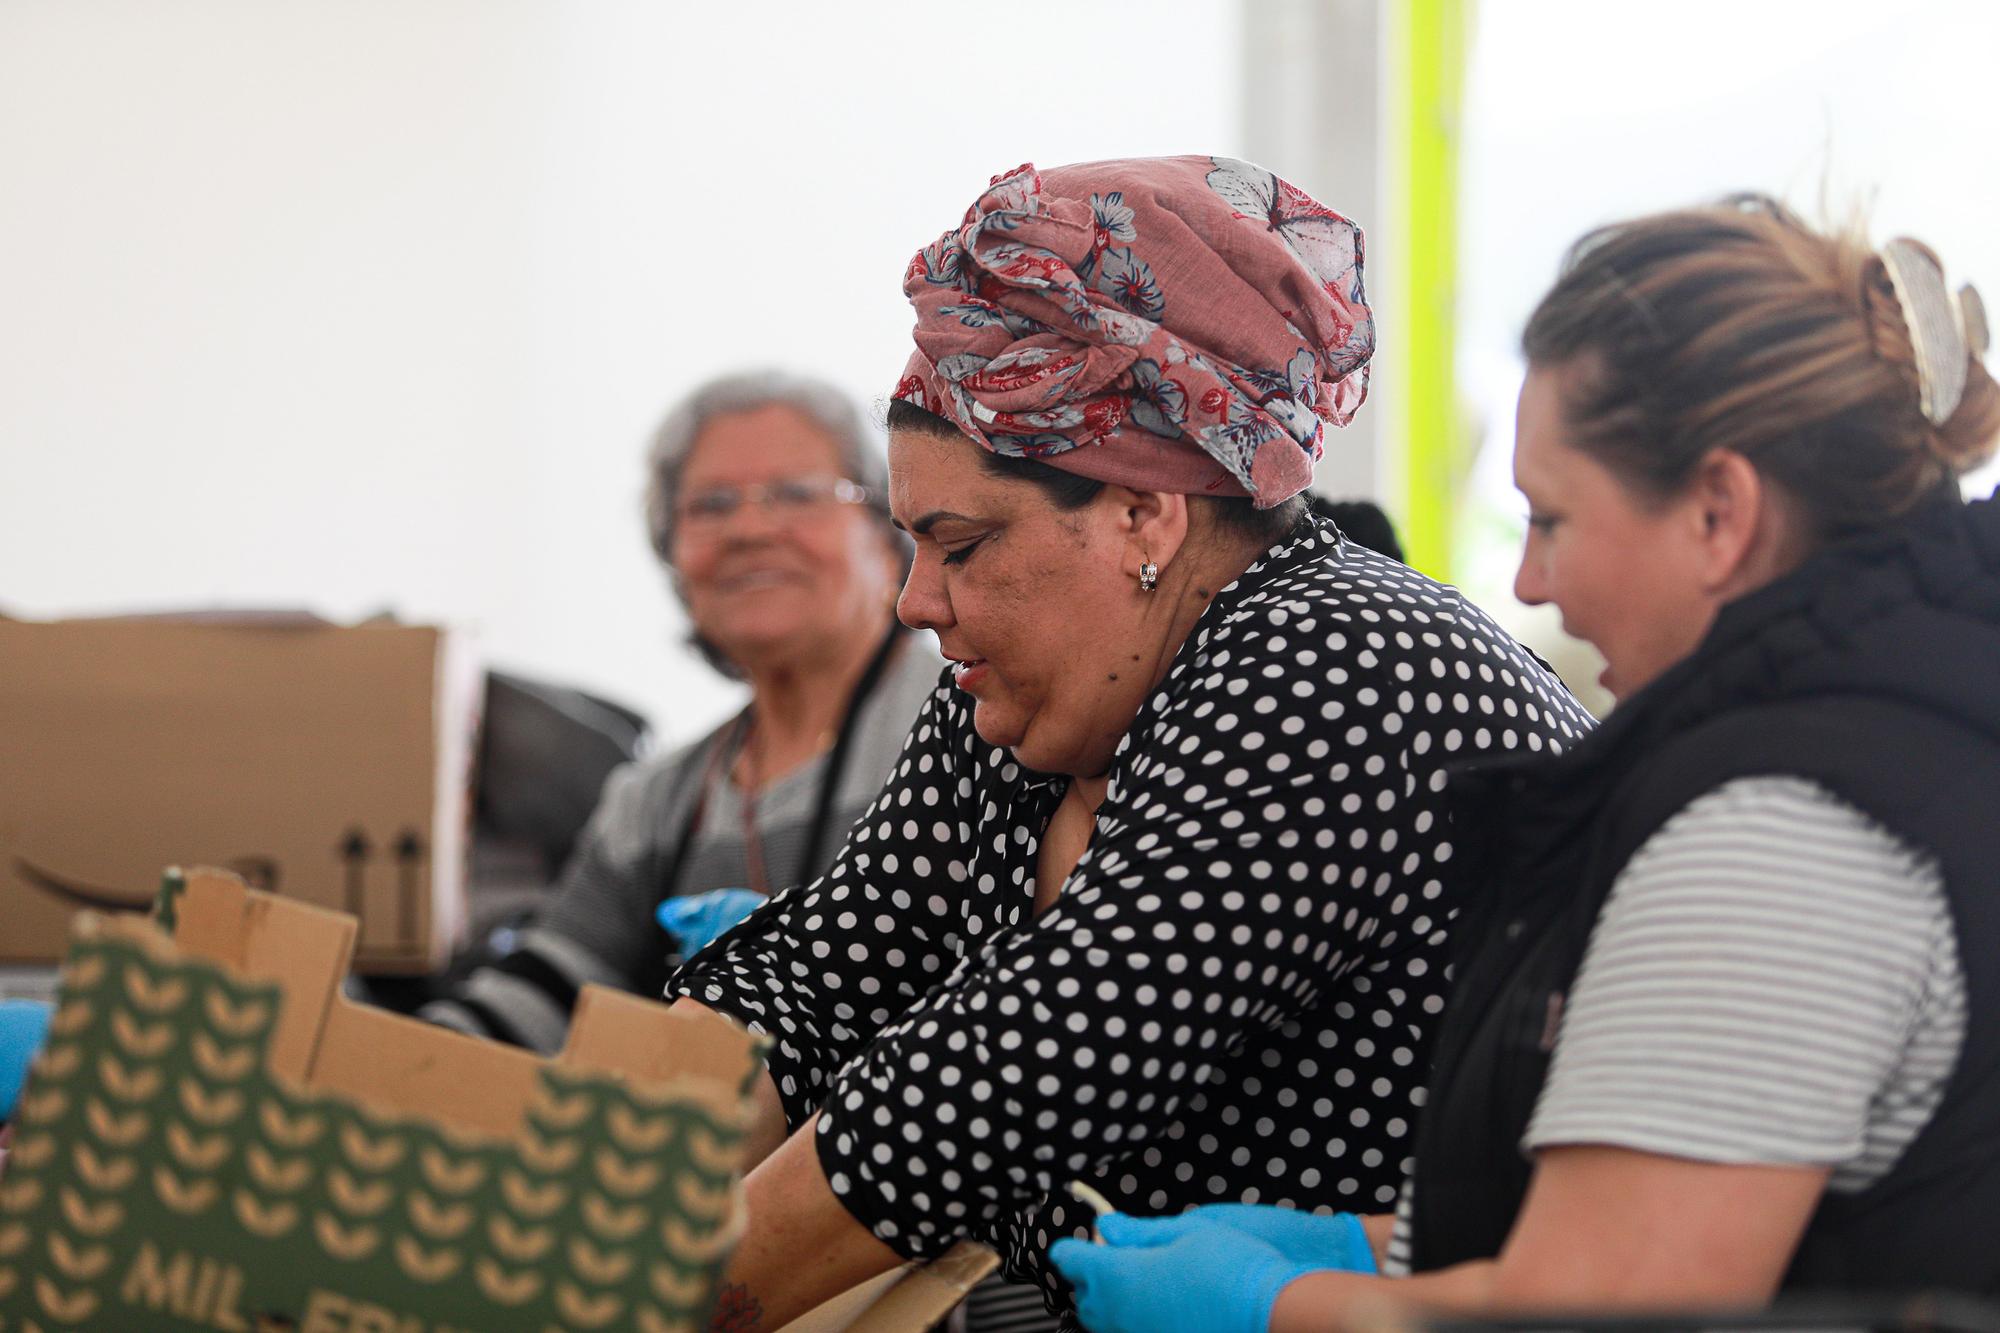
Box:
[159,867,755,1137]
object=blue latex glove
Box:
[656,888,767,959]
[1100,1204,1377,1274]
[1052,1211,1328,1333]
[0,999,54,1123]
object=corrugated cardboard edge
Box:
[775,1241,999,1333]
[777,1266,913,1333]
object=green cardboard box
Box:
[0,870,998,1332]
[0,869,757,1331]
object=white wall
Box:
[1239,0,1384,503]
[0,1,1244,745]
[1448,0,2000,710]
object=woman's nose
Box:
[897,558,951,631]
[1513,546,1548,607]
[718,497,781,543]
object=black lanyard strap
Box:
[796,621,906,880]
[654,621,907,905]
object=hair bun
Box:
[1523,197,2000,537]
[1860,240,1998,479]
[1881,239,1986,429]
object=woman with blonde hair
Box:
[1054,197,2000,1330]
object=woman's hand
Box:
[658,888,767,959]
[1051,1210,1345,1333]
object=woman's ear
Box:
[1105,486,1191,579]
[1688,448,1785,596]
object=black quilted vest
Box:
[1407,494,2000,1294]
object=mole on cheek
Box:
[1108,673,1119,682]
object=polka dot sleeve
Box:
[667,675,984,1127]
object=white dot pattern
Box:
[668,516,1591,1319]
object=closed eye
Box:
[941,537,986,567]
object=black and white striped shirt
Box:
[1526,774,1961,1183]
[1385,774,1961,1273]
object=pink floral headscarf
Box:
[892,156,1373,509]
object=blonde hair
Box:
[1523,196,2000,542]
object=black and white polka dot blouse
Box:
[669,514,1592,1322]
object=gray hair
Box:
[644,368,893,565]
[644,369,908,680]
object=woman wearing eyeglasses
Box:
[419,369,941,1057]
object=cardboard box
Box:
[0,870,996,1332]
[0,615,479,973]
[0,869,753,1331]
[781,1243,1000,1333]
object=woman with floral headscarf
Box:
[668,157,1590,1331]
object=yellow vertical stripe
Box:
[1386,0,1470,578]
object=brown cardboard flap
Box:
[169,868,759,1142]
[778,1266,912,1333]
[776,1242,1001,1333]
[566,986,761,1113]
[173,867,356,1083]
[847,1243,1001,1333]
[312,996,550,1138]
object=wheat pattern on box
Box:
[670,514,1590,1321]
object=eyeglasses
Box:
[676,475,873,530]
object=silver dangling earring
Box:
[1138,561,1159,593]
